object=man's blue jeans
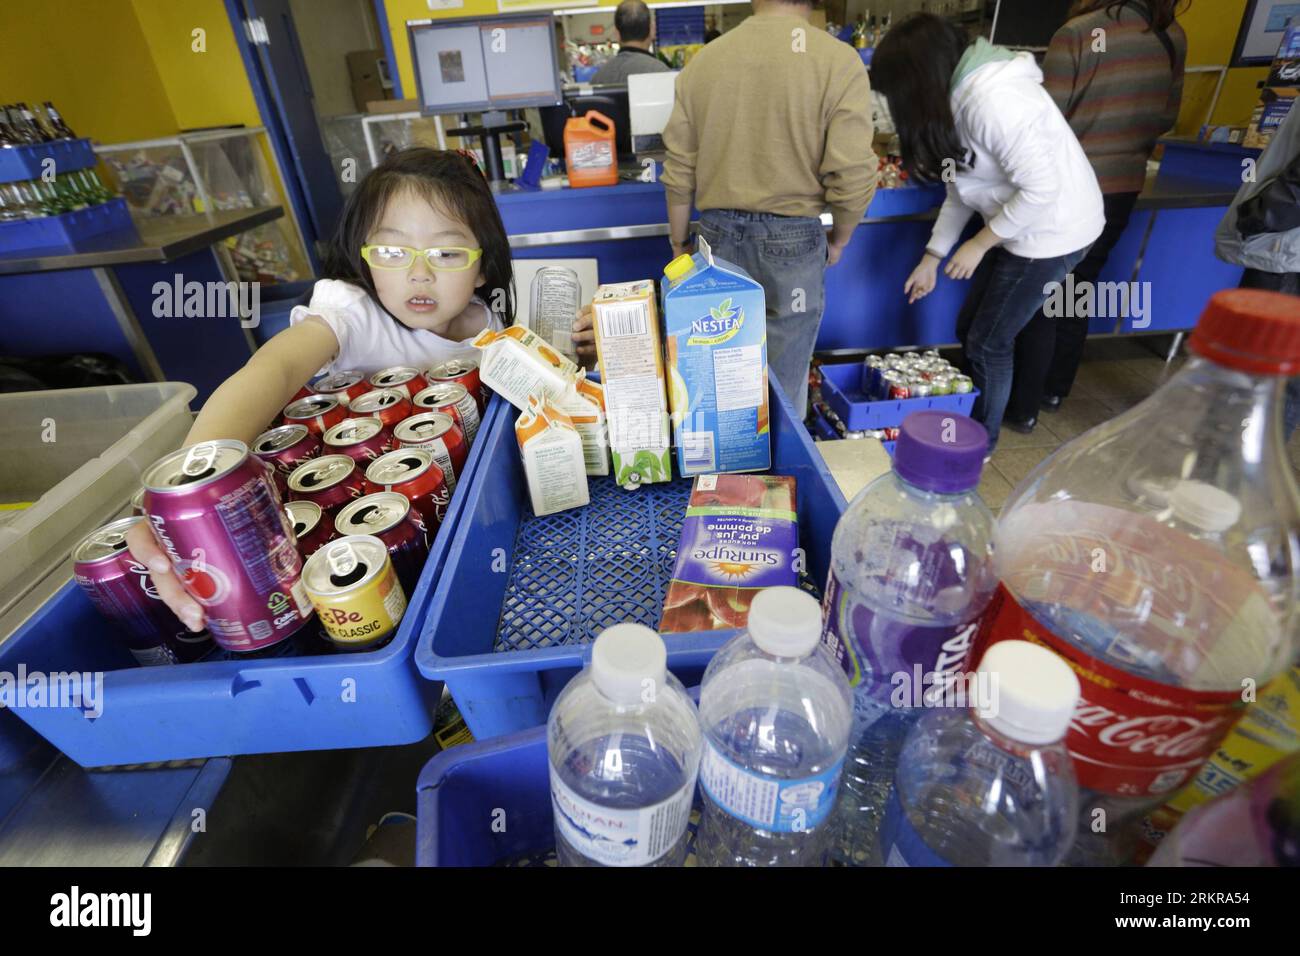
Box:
[697,209,827,418]
[956,245,1090,448]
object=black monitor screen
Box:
[991,0,1073,47]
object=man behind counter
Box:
[592,1,671,84]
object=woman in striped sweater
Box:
[1005,0,1188,432]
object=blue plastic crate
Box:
[413,377,847,740]
[818,361,978,432]
[0,198,139,255]
[0,396,507,768]
[0,138,98,183]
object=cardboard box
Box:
[591,280,672,487]
[555,378,610,477]
[515,395,589,516]
[661,235,771,476]
[472,326,581,412]
[349,49,390,112]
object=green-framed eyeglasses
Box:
[360,244,484,272]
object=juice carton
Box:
[661,236,770,476]
[473,326,581,412]
[555,378,610,476]
[515,394,589,517]
[590,280,672,487]
[660,474,798,633]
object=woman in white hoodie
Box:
[873,14,1105,448]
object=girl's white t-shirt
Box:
[288,278,504,376]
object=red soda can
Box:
[311,370,371,408]
[427,359,485,414]
[412,382,481,445]
[349,388,414,430]
[884,370,912,400]
[882,427,901,441]
[73,516,214,665]
[287,454,366,514]
[282,394,347,436]
[284,499,335,558]
[369,366,429,400]
[141,440,314,654]
[334,491,430,595]
[364,448,449,530]
[289,383,314,403]
[322,416,392,466]
[131,487,146,516]
[253,423,321,495]
[392,412,467,494]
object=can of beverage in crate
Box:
[282,394,347,436]
[845,430,865,440]
[427,359,485,414]
[392,411,467,493]
[253,423,321,495]
[349,388,413,430]
[922,349,941,360]
[334,491,430,595]
[412,382,480,445]
[322,416,392,466]
[863,429,887,441]
[131,487,146,516]
[284,499,335,558]
[364,448,450,529]
[287,454,366,513]
[883,371,910,400]
[73,516,214,666]
[882,427,901,441]
[369,366,428,400]
[311,370,371,409]
[141,440,314,654]
[951,375,974,394]
[910,381,934,399]
[929,376,953,396]
[302,535,406,652]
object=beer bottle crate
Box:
[818,360,978,432]
[412,376,848,740]
[0,398,506,767]
[0,137,99,183]
[0,197,139,255]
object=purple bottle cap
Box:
[892,410,988,494]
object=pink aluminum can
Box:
[322,416,393,466]
[252,423,321,496]
[142,440,315,654]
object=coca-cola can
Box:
[412,382,481,446]
[882,370,910,400]
[141,440,314,654]
[131,487,146,516]
[334,491,430,595]
[284,499,335,558]
[73,516,214,666]
[311,370,371,408]
[322,416,393,466]
[253,423,321,495]
[369,366,429,400]
[882,427,901,441]
[288,454,366,514]
[364,448,449,531]
[427,359,485,414]
[349,388,414,430]
[289,383,315,403]
[392,412,467,494]
[282,394,347,436]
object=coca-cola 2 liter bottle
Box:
[971,290,1300,865]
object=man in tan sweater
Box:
[662,0,878,415]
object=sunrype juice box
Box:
[661,235,770,477]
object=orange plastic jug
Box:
[564,111,618,188]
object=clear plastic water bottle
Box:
[548,623,703,867]
[821,410,997,865]
[694,587,853,866]
[880,640,1081,866]
[978,291,1300,865]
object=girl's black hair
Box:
[322,147,515,325]
[1070,0,1190,33]
[871,13,974,185]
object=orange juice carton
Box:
[515,394,589,516]
[473,326,580,412]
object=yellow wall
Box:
[1175,0,1275,133]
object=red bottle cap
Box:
[1188,289,1300,375]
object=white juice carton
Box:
[661,235,770,476]
[555,378,611,476]
[515,394,590,516]
[590,280,672,487]
[473,325,581,412]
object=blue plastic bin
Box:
[0,397,506,768]
[413,377,847,740]
[0,137,98,183]
[818,361,978,432]
[0,198,139,255]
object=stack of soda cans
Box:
[862,350,973,400]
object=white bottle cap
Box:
[591,623,668,706]
[976,641,1080,746]
[746,586,822,658]
[1170,480,1241,534]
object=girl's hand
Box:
[125,520,205,632]
[945,238,989,281]
[905,254,940,305]
[572,304,597,369]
